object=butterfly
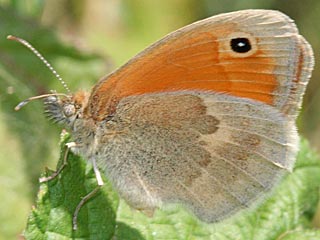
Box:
[11,9,314,229]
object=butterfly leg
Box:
[92,155,104,186]
[39,141,76,183]
[72,157,104,230]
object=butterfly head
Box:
[44,91,88,128]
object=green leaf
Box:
[24,133,119,239]
[24,137,320,239]
[278,230,320,240]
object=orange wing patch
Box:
[88,27,276,120]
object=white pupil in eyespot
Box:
[230,37,252,53]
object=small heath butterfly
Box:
[10,9,314,229]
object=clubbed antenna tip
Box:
[14,93,69,111]
[7,35,16,40]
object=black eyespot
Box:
[230,38,252,53]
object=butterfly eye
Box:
[63,104,76,117]
[230,38,251,53]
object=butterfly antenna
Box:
[14,93,69,111]
[7,35,71,94]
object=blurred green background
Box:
[0,0,319,239]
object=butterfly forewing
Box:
[88,10,313,121]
